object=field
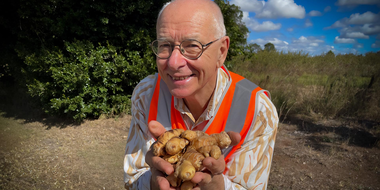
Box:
[1,110,379,189]
[1,51,380,189]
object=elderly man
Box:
[124,0,278,189]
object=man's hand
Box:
[191,131,241,190]
[147,121,241,190]
[146,121,175,190]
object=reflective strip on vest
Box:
[147,67,270,167]
[147,74,173,128]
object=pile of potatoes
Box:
[152,129,232,189]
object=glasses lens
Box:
[181,40,202,59]
[152,40,171,59]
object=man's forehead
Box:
[157,32,202,43]
[156,11,214,41]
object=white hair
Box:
[157,0,226,39]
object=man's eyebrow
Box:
[157,37,200,42]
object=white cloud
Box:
[324,6,331,12]
[269,38,286,45]
[293,36,324,44]
[337,24,380,36]
[345,32,369,39]
[290,36,325,52]
[326,20,347,29]
[310,43,319,47]
[250,38,266,44]
[287,27,294,32]
[230,0,264,12]
[336,0,380,6]
[372,41,380,48]
[250,38,288,46]
[309,10,322,17]
[334,36,356,43]
[295,36,308,43]
[357,24,380,35]
[249,36,348,56]
[230,0,305,19]
[354,43,364,48]
[305,19,313,27]
[347,11,380,25]
[250,37,293,52]
[253,21,282,31]
[337,48,359,55]
[242,12,281,32]
[255,0,305,19]
[326,12,380,33]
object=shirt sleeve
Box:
[223,93,279,190]
[124,75,156,190]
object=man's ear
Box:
[217,36,230,68]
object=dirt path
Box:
[269,117,380,189]
[0,114,131,190]
[0,113,379,189]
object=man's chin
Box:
[170,89,193,99]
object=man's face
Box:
[156,8,224,100]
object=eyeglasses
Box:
[151,38,220,60]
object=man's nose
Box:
[167,47,186,70]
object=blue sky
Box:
[228,0,380,55]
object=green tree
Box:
[264,42,276,52]
[2,0,170,120]
[214,0,249,60]
[326,50,335,57]
[245,43,262,54]
[1,0,251,120]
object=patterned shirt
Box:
[124,67,279,190]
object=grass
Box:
[0,113,130,190]
[229,50,380,121]
[0,114,36,152]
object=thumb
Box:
[148,120,167,139]
[227,131,241,146]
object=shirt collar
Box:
[174,66,230,124]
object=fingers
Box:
[191,155,225,186]
[149,120,167,139]
[151,168,176,190]
[191,170,224,189]
[191,170,212,186]
[202,155,226,175]
[227,131,241,146]
[146,150,174,176]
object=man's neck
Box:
[184,89,214,121]
[183,74,218,121]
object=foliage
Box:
[245,43,262,54]
[23,40,157,120]
[264,43,276,52]
[1,0,169,120]
[214,0,249,61]
[229,50,380,122]
[326,50,335,57]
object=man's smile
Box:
[169,74,195,81]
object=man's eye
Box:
[184,44,200,48]
[159,44,171,48]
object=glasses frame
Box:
[151,38,221,60]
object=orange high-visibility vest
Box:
[147,66,270,167]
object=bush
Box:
[23,40,155,121]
